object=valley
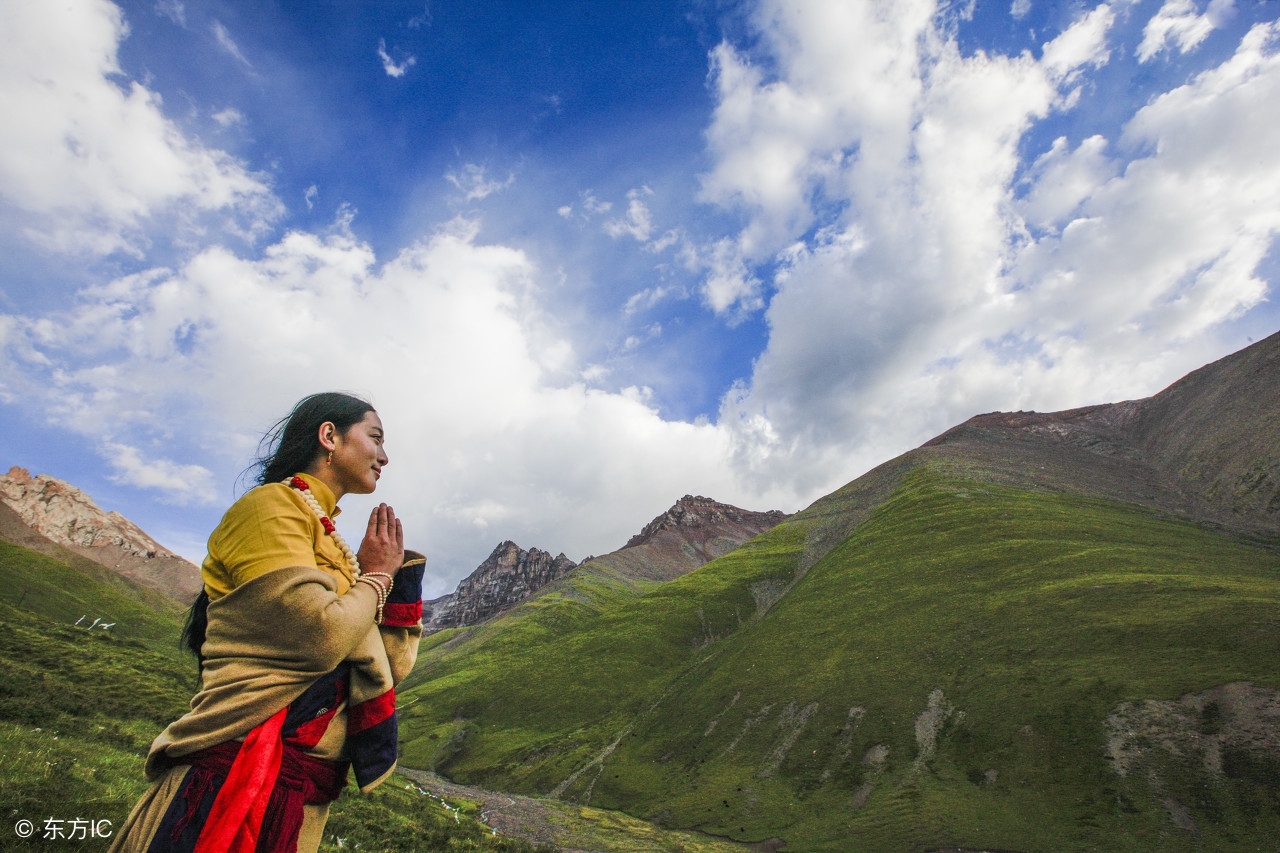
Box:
[3,330,1279,851]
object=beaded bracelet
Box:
[355,575,389,623]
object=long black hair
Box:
[181,392,376,670]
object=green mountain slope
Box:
[401,467,1280,851]
[399,333,1280,851]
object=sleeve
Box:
[211,485,321,590]
[379,553,425,684]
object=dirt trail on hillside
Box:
[399,768,751,853]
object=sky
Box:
[1,0,1278,597]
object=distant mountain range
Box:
[0,466,201,603]
[398,331,1280,853]
[425,496,788,632]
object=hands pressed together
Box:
[358,503,404,578]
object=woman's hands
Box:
[358,503,404,577]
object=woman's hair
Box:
[183,392,375,669]
[251,391,376,487]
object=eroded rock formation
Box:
[0,466,201,601]
[425,541,576,631]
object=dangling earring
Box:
[327,451,333,465]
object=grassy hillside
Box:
[0,541,553,852]
[399,465,1280,851]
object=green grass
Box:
[0,541,556,852]
[399,466,1280,851]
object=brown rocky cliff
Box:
[626,494,788,552]
[581,495,791,585]
[425,540,576,631]
[0,466,202,602]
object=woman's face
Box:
[329,410,388,496]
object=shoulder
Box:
[214,483,313,534]
[231,482,307,515]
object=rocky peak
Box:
[0,466,201,601]
[424,540,577,631]
[626,495,789,549]
[0,466,168,558]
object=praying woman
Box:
[109,392,425,853]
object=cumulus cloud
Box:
[0,0,280,254]
[1138,0,1236,62]
[0,220,799,594]
[705,0,1278,495]
[104,443,216,504]
[377,38,417,77]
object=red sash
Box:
[172,709,347,853]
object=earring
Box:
[327,451,333,465]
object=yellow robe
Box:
[109,474,421,853]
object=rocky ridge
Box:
[425,541,577,632]
[424,496,790,633]
[0,466,201,602]
[625,494,789,554]
[591,494,791,585]
[923,330,1280,538]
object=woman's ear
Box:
[316,420,339,452]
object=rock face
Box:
[425,541,576,631]
[0,466,202,602]
[590,495,790,584]
[626,495,789,556]
[424,496,790,633]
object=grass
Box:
[0,541,558,852]
[399,465,1280,851]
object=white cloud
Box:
[0,220,800,595]
[104,442,216,504]
[1041,4,1115,82]
[624,285,685,316]
[212,107,244,127]
[0,0,280,254]
[1011,0,1032,20]
[704,0,1277,497]
[604,187,655,241]
[1019,135,1117,230]
[212,20,250,67]
[377,38,417,78]
[1138,0,1235,62]
[304,184,318,210]
[445,164,515,202]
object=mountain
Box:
[397,331,1280,853]
[425,541,578,632]
[607,494,789,582]
[423,496,789,633]
[0,466,202,603]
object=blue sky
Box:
[1,0,1278,596]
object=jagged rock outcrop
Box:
[625,495,789,553]
[0,466,202,602]
[425,541,576,631]
[423,496,790,633]
[588,495,790,584]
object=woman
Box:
[109,392,425,853]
